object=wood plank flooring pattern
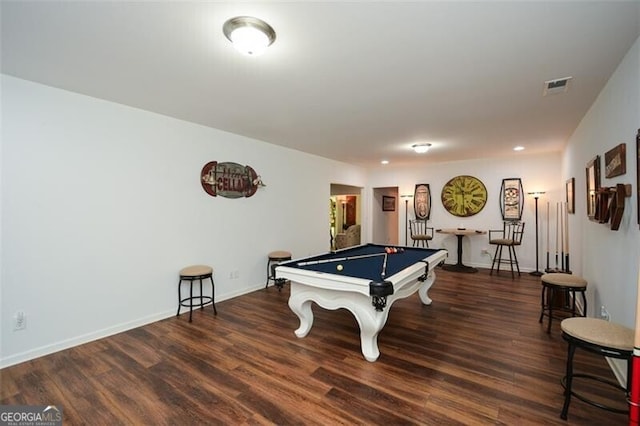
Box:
[1,268,628,425]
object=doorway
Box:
[372,187,399,245]
[330,184,362,250]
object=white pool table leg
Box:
[417,271,436,305]
[359,325,381,362]
[351,305,390,362]
[288,294,314,338]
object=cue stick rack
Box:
[545,201,572,274]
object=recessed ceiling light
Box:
[513,146,525,151]
[412,143,431,154]
[381,160,389,165]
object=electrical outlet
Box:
[13,311,26,331]
[600,305,610,321]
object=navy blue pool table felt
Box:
[281,244,441,282]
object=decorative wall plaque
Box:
[500,178,524,220]
[604,143,626,178]
[413,184,431,220]
[200,161,261,198]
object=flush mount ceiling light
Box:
[412,143,431,154]
[513,146,525,151]
[223,16,276,56]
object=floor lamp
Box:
[401,195,413,246]
[528,191,545,276]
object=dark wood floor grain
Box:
[1,268,629,425]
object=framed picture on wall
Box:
[604,143,626,178]
[413,184,431,219]
[586,155,600,221]
[499,178,524,220]
[566,177,575,214]
[382,195,396,212]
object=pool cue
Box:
[297,252,386,266]
[564,201,571,273]
[560,202,565,272]
[555,203,560,272]
[545,201,550,272]
[380,253,388,279]
[629,260,640,425]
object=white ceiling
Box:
[2,1,639,168]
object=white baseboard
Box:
[0,283,265,369]
[607,357,628,389]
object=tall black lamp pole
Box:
[401,195,413,246]
[528,191,545,276]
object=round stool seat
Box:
[268,251,292,261]
[539,273,588,333]
[180,265,213,277]
[560,317,633,419]
[266,250,292,291]
[561,317,633,351]
[542,273,587,288]
[177,265,216,322]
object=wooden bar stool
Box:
[265,250,291,291]
[177,265,217,322]
[560,317,633,419]
[539,273,587,333]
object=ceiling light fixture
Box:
[381,160,389,165]
[223,16,276,56]
[513,146,525,151]
[412,143,431,154]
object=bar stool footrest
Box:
[561,373,628,415]
[179,296,213,309]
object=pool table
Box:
[276,243,447,362]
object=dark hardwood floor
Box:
[1,267,628,425]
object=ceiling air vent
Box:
[543,76,572,96]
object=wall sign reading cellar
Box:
[201,161,260,198]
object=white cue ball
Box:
[337,264,343,271]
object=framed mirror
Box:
[585,156,600,221]
[566,177,575,214]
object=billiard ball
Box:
[337,264,343,271]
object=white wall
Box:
[562,36,640,329]
[367,153,562,271]
[0,75,368,367]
